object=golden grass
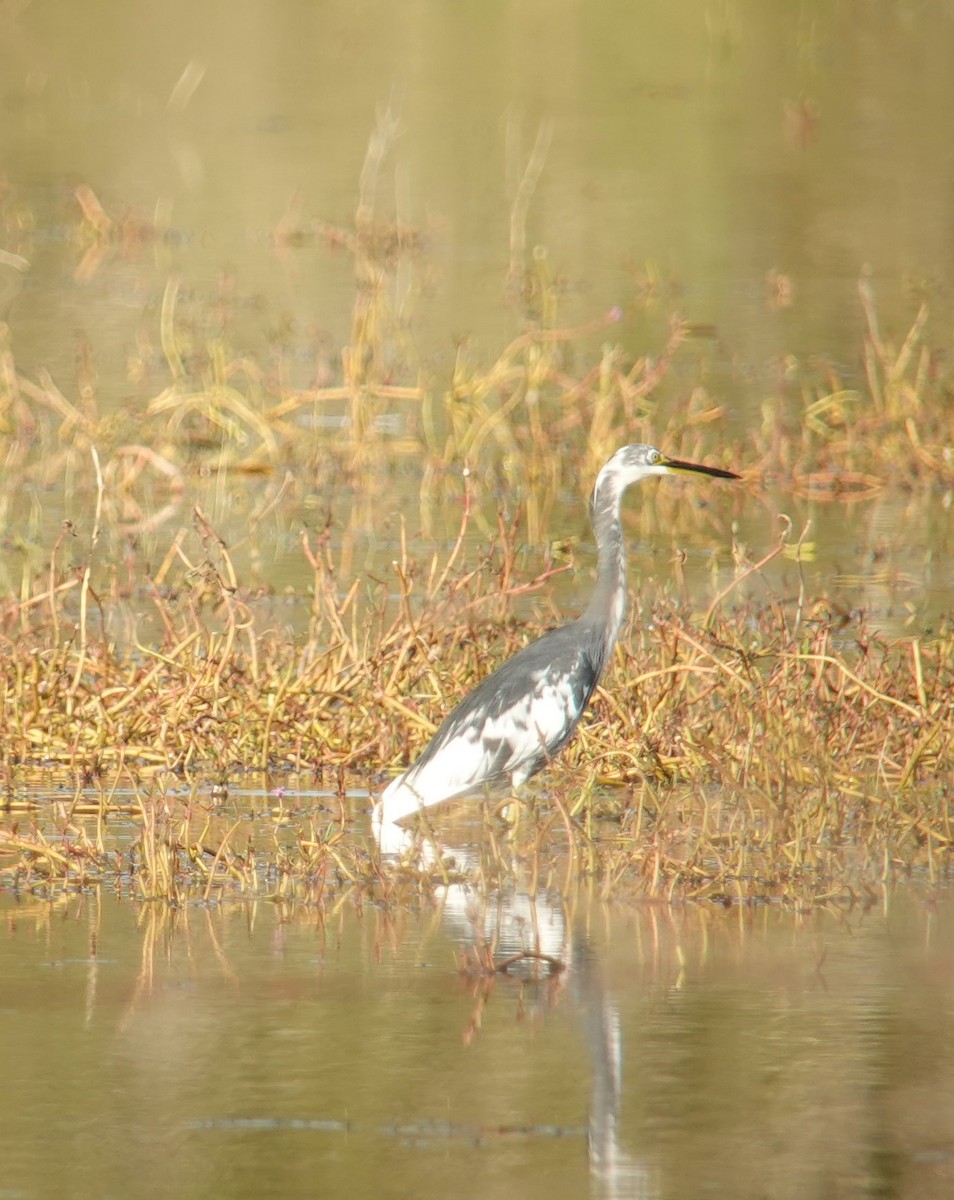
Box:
[1,527,951,909]
[2,155,954,909]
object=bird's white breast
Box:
[378,665,586,822]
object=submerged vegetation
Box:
[1,134,953,911]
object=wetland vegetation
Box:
[2,146,952,912]
[5,7,954,1196]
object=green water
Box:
[3,881,953,1199]
[1,0,954,629]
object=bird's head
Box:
[596,443,739,495]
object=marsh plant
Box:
[1,159,953,910]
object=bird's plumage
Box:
[379,622,607,823]
[375,444,738,828]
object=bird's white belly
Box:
[380,672,585,821]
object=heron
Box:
[375,444,739,829]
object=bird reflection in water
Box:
[374,823,657,1197]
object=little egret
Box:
[375,444,739,827]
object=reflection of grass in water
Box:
[1,161,954,907]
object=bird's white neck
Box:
[581,477,629,666]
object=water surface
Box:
[2,0,954,626]
[3,879,953,1199]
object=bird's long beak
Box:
[661,454,740,481]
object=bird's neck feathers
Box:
[581,474,629,668]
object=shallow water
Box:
[3,874,954,1200]
[2,1,954,631]
[3,8,954,1189]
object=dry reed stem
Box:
[1,550,951,908]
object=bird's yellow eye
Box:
[649,450,660,464]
